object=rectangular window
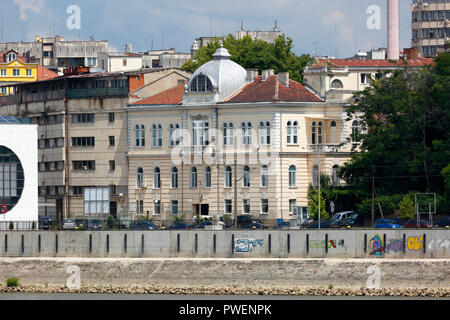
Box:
[192,121,209,146]
[289,200,297,214]
[109,136,115,147]
[109,185,117,195]
[154,200,161,215]
[72,137,95,147]
[72,186,83,196]
[261,199,269,214]
[136,200,144,215]
[84,188,109,215]
[72,114,95,124]
[109,160,115,171]
[26,69,32,77]
[243,199,250,214]
[172,200,179,215]
[13,69,20,77]
[225,200,232,215]
[73,161,95,171]
[0,69,6,76]
[361,74,372,84]
[108,113,115,123]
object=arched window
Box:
[331,79,343,89]
[204,167,212,188]
[261,165,269,187]
[259,121,271,145]
[189,75,213,92]
[225,166,232,188]
[289,165,297,187]
[332,165,340,186]
[153,167,161,189]
[171,167,178,189]
[312,121,323,145]
[223,122,234,146]
[152,124,162,147]
[287,121,298,144]
[243,166,250,188]
[312,165,319,187]
[352,120,360,143]
[330,121,337,144]
[190,167,198,188]
[137,168,144,188]
[241,122,252,145]
[169,124,180,147]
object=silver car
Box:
[62,219,76,230]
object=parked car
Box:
[374,219,402,229]
[129,220,159,230]
[298,219,314,228]
[166,222,193,230]
[332,211,356,222]
[195,221,213,229]
[62,218,77,230]
[434,216,450,228]
[306,219,341,229]
[340,213,365,228]
[402,219,432,229]
[243,222,268,229]
[237,215,261,228]
[38,217,52,230]
[88,220,103,230]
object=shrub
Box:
[173,214,186,223]
[6,278,19,287]
[308,189,330,220]
[31,221,36,230]
[8,222,14,231]
[398,195,415,220]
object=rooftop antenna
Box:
[151,34,154,51]
[210,17,213,37]
[241,20,244,31]
[312,41,319,56]
[162,28,165,49]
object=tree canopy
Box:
[340,53,450,213]
[181,34,312,83]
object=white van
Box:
[332,211,356,222]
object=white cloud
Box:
[13,0,45,21]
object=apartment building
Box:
[411,0,450,57]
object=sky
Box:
[2,0,413,58]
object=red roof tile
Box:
[309,58,434,69]
[226,76,323,103]
[37,65,59,81]
[0,50,28,63]
[132,84,185,105]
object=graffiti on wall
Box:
[385,239,403,254]
[234,239,264,253]
[407,236,424,251]
[428,239,450,250]
[369,234,384,256]
[310,240,345,249]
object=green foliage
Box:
[341,53,450,213]
[173,214,186,223]
[8,221,13,231]
[107,215,115,230]
[182,34,312,83]
[6,278,19,287]
[308,189,330,220]
[398,195,416,220]
[31,221,36,230]
[356,194,404,218]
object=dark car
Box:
[242,222,267,229]
[307,219,341,229]
[340,213,365,228]
[88,220,103,230]
[237,215,261,228]
[130,220,159,230]
[195,221,213,229]
[434,216,450,228]
[38,217,52,230]
[374,219,402,229]
[402,219,432,229]
[166,222,193,230]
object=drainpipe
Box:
[64,78,70,220]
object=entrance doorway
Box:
[193,204,209,216]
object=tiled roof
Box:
[0,50,28,63]
[37,65,59,81]
[226,76,323,103]
[309,58,434,69]
[132,84,185,105]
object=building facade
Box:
[411,0,450,57]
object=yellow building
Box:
[0,50,57,95]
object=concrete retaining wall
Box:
[0,230,448,258]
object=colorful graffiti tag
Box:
[310,240,345,249]
[385,239,403,253]
[369,234,384,256]
[234,239,264,253]
[407,236,424,251]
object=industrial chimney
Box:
[387,0,400,60]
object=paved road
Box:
[0,293,448,300]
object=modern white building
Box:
[0,116,38,229]
[98,52,143,73]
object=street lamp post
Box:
[318,147,321,230]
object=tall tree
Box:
[181,34,312,83]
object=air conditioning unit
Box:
[82,166,88,171]
[119,193,124,198]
